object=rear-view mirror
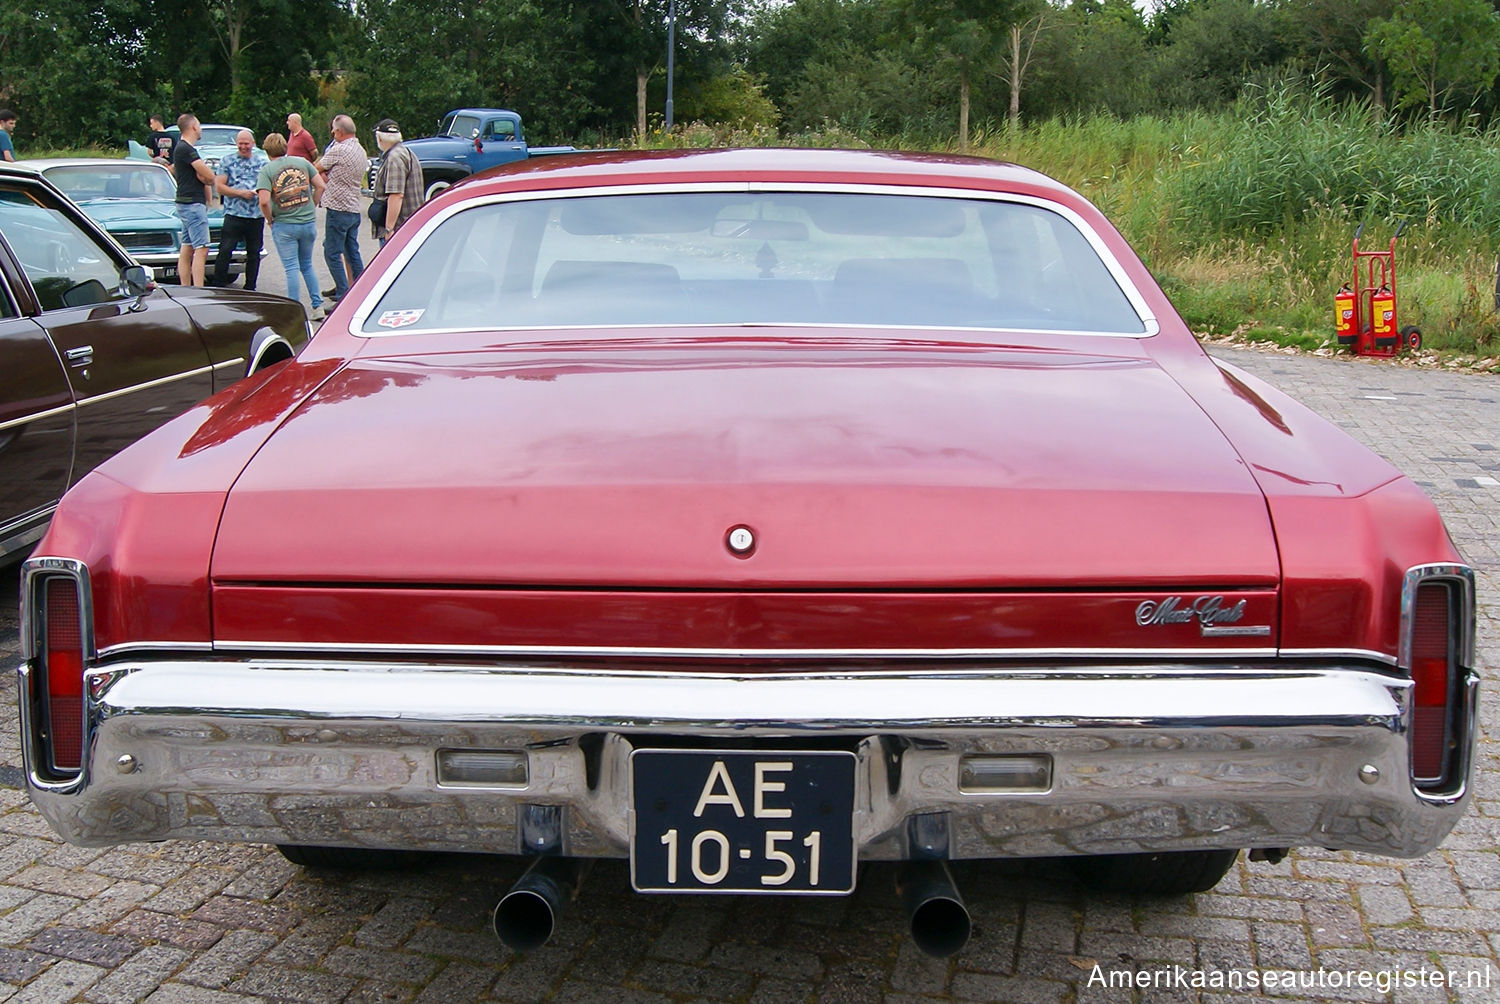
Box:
[122,264,152,297]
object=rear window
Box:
[360,191,1146,335]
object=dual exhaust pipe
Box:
[492,856,970,958]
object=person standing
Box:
[257,132,326,319]
[285,113,318,163]
[171,114,218,286]
[209,129,268,290]
[146,115,175,169]
[316,115,367,303]
[371,118,423,246]
[0,110,18,162]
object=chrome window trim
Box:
[1280,647,1398,667]
[108,641,1403,668]
[346,182,1160,340]
[73,363,219,409]
[96,640,214,660]
[94,657,1402,683]
[0,504,58,538]
[0,401,76,433]
[210,640,1280,661]
[0,508,57,558]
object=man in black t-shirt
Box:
[146,116,176,170]
[171,114,218,286]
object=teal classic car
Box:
[25,158,245,283]
[129,123,260,174]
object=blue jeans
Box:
[175,202,209,248]
[323,209,364,299]
[270,220,321,309]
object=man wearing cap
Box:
[371,118,424,245]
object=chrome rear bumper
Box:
[19,658,1476,860]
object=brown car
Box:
[0,162,309,560]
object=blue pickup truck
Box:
[376,108,578,201]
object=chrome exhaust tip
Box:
[896,860,971,957]
[492,856,587,953]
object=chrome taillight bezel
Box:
[1398,563,1476,795]
[20,557,95,782]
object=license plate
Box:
[630,749,857,894]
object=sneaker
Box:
[322,287,338,298]
[308,306,325,321]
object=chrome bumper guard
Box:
[19,658,1477,860]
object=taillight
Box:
[1408,582,1452,785]
[1401,565,1475,794]
[21,558,94,782]
[44,578,86,772]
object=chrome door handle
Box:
[65,346,94,367]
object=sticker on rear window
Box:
[377,309,424,329]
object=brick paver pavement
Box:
[0,345,1495,1003]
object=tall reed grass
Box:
[975,82,1500,357]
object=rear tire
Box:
[424,177,453,201]
[276,844,431,871]
[1070,849,1239,896]
[1402,325,1422,351]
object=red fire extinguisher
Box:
[1335,283,1356,346]
[1371,284,1396,345]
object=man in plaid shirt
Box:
[316,115,369,302]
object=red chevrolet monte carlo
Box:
[18,150,1477,957]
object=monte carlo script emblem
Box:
[1135,596,1272,638]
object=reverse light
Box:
[436,749,529,788]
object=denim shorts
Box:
[175,202,210,248]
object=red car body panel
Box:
[210,585,1282,656]
[210,344,1278,586]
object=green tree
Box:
[998,0,1055,128]
[742,0,894,113]
[600,2,741,138]
[1364,0,1500,117]
[1276,0,1394,114]
[1028,0,1151,119]
[349,0,603,144]
[897,0,1024,150]
[787,44,931,136]
[1148,0,1286,110]
[0,0,163,148]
